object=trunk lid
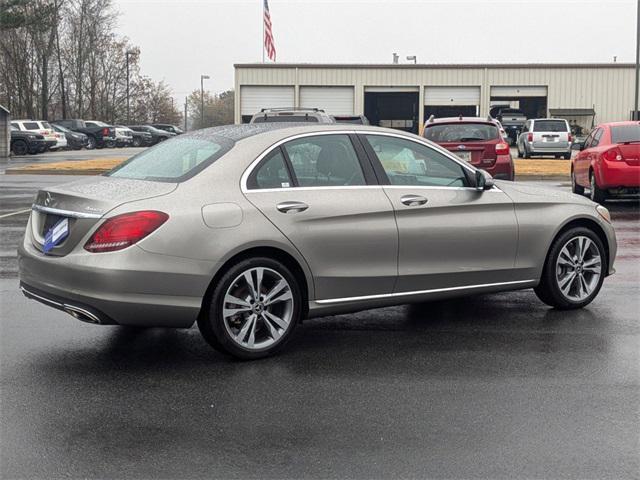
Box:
[439,140,498,167]
[29,176,177,256]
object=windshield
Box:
[53,124,70,133]
[611,124,640,144]
[424,123,499,142]
[107,136,234,182]
[253,115,319,123]
[533,120,568,132]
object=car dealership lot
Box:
[0,173,638,478]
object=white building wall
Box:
[235,64,639,127]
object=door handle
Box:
[400,194,428,207]
[276,201,309,213]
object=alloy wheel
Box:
[555,236,602,302]
[222,267,294,350]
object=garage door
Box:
[240,86,295,116]
[424,86,480,106]
[299,87,354,115]
[490,86,547,97]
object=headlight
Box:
[596,205,611,223]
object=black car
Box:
[115,126,153,147]
[151,123,184,135]
[52,119,116,149]
[10,127,47,155]
[51,123,89,150]
[128,125,175,145]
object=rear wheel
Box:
[11,140,28,156]
[86,136,96,150]
[590,172,607,204]
[534,227,606,309]
[198,257,302,360]
[563,152,572,160]
[523,145,531,159]
[571,169,585,195]
[132,137,142,147]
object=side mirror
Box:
[475,170,495,191]
[571,141,584,151]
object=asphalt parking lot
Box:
[1,173,638,479]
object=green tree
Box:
[187,89,234,129]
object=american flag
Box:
[263,0,276,61]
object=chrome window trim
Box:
[315,279,536,305]
[240,128,485,193]
[32,204,102,219]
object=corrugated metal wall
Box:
[235,65,638,127]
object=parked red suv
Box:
[571,121,640,203]
[422,116,514,180]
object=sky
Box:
[113,0,638,105]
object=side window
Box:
[521,121,529,133]
[583,131,595,149]
[364,135,469,187]
[23,122,39,130]
[248,149,292,190]
[591,128,603,147]
[282,135,366,187]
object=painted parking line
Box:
[0,209,31,219]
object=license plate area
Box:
[453,151,472,162]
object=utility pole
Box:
[635,0,639,120]
[200,75,210,128]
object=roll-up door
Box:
[240,86,295,116]
[299,87,354,115]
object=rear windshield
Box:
[253,115,319,123]
[611,124,640,144]
[533,120,568,132]
[424,123,499,142]
[23,122,40,130]
[107,136,234,182]
[42,122,52,129]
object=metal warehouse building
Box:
[234,63,639,134]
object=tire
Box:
[11,140,28,156]
[534,227,606,310]
[571,169,585,195]
[132,137,142,147]
[198,257,302,360]
[563,152,572,160]
[86,136,96,150]
[590,172,607,204]
[554,154,561,159]
[523,145,531,159]
[516,142,523,159]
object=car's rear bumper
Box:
[480,155,514,181]
[597,161,640,189]
[18,236,216,328]
[528,142,571,154]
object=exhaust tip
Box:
[63,305,102,325]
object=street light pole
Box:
[200,74,210,127]
[635,0,639,120]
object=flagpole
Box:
[262,1,265,63]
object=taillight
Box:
[84,211,169,253]
[602,147,623,162]
[495,142,510,155]
[527,133,533,142]
[568,133,573,143]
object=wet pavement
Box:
[1,175,638,479]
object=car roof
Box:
[597,121,640,127]
[426,117,497,125]
[180,123,418,144]
[530,118,568,121]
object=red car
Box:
[571,121,640,203]
[423,116,514,181]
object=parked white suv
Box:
[11,119,66,150]
[517,118,572,159]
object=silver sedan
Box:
[18,124,617,359]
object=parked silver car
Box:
[517,118,572,159]
[19,124,616,359]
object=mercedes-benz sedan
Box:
[19,124,617,359]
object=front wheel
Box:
[198,257,302,359]
[590,173,607,204]
[534,227,606,309]
[571,170,585,195]
[11,140,28,156]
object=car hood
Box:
[496,180,594,206]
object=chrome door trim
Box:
[315,279,536,304]
[31,204,103,219]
